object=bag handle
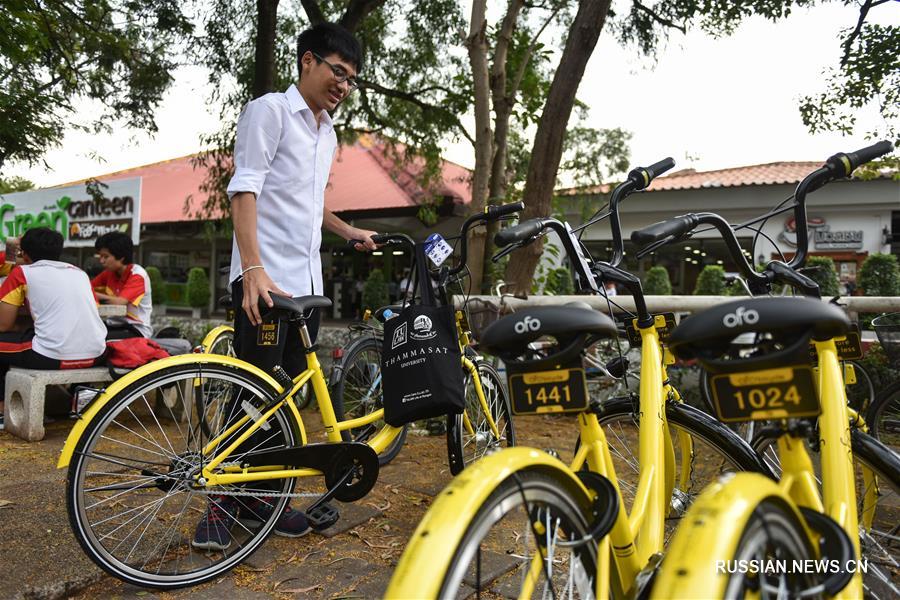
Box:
[414,243,437,306]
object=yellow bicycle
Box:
[58,204,521,589]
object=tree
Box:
[146,266,168,307]
[0,1,192,169]
[643,266,672,295]
[186,267,211,310]
[544,267,574,295]
[0,176,34,194]
[806,255,840,297]
[694,265,727,295]
[859,253,900,297]
[362,269,389,310]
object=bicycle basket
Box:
[464,298,503,341]
[872,313,900,368]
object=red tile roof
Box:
[559,162,831,195]
[58,137,472,224]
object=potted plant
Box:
[146,266,168,316]
[185,267,211,319]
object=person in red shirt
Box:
[91,232,153,338]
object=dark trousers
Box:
[231,280,320,377]
[0,330,102,399]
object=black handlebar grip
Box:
[630,214,698,246]
[627,157,675,190]
[485,201,525,219]
[494,218,545,247]
[370,234,390,245]
[827,141,894,177]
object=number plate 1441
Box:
[709,366,819,423]
[508,368,588,416]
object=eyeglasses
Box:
[312,53,359,91]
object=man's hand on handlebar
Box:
[347,228,379,251]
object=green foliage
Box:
[642,266,672,295]
[806,256,840,297]
[860,253,900,296]
[693,265,727,295]
[855,343,898,392]
[0,176,34,194]
[146,266,168,306]
[362,270,389,311]
[544,267,574,295]
[185,268,211,309]
[0,0,192,168]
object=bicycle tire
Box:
[203,328,236,358]
[438,470,599,598]
[588,395,772,543]
[66,361,298,589]
[751,428,900,597]
[446,360,516,475]
[332,334,407,465]
[654,485,818,599]
[867,378,900,454]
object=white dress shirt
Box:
[227,84,337,296]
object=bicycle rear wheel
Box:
[66,362,298,589]
[446,361,516,475]
[868,379,900,454]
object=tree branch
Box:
[299,0,326,25]
[841,0,874,67]
[510,5,560,98]
[359,80,474,144]
[340,0,387,31]
[632,0,686,34]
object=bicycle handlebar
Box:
[485,201,524,219]
[626,157,676,191]
[630,214,698,246]
[494,218,545,247]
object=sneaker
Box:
[240,498,311,538]
[192,496,239,550]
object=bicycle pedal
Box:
[306,502,340,531]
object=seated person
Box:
[0,228,108,410]
[91,232,153,338]
[0,236,21,280]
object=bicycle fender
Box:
[652,473,811,598]
[385,447,595,599]
[199,325,234,352]
[57,353,284,469]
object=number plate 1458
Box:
[508,369,588,416]
[709,366,819,423]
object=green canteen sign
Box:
[0,177,141,247]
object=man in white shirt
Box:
[194,23,376,551]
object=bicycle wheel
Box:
[752,429,900,597]
[437,470,598,598]
[655,484,818,599]
[66,362,299,589]
[868,379,900,454]
[204,328,235,357]
[332,335,407,465]
[846,360,876,414]
[592,395,769,543]
[446,361,516,475]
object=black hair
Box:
[95,231,133,264]
[21,227,63,262]
[297,22,363,78]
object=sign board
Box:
[0,178,141,247]
[779,215,863,250]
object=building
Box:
[17,137,472,318]
[558,162,899,293]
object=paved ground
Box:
[0,403,580,600]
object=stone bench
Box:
[4,367,112,442]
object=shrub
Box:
[146,266,167,305]
[859,253,900,297]
[362,270,389,310]
[185,267,210,309]
[544,267,574,295]
[693,265,726,295]
[642,266,672,295]
[806,256,840,297]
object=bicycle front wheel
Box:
[447,361,516,475]
[66,361,299,589]
[332,335,407,465]
[868,379,900,454]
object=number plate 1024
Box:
[508,368,588,416]
[709,366,819,423]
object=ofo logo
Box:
[514,315,541,334]
[410,315,437,340]
[723,306,759,328]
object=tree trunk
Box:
[253,0,280,99]
[505,0,611,293]
[464,0,493,292]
